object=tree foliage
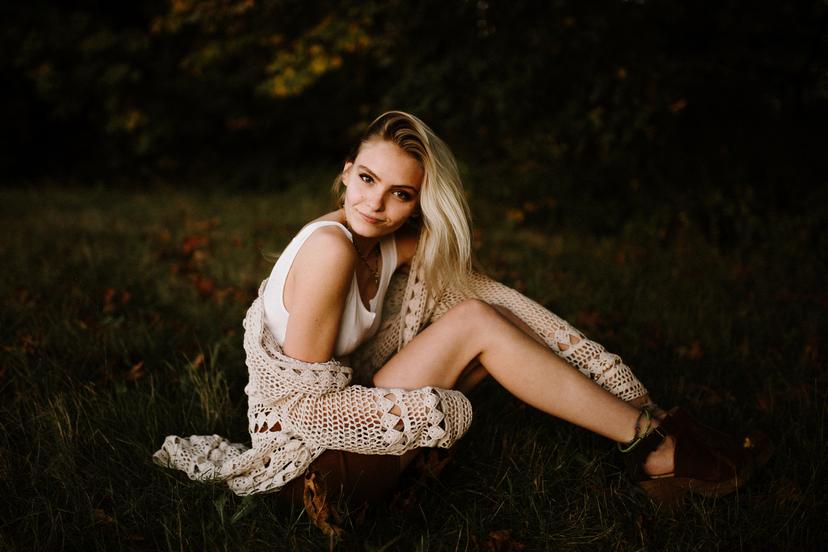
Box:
[2,0,826,194]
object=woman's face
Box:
[341,139,423,238]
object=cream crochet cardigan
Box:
[153,253,647,496]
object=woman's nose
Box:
[365,188,384,211]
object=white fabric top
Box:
[262,220,397,357]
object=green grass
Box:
[0,178,825,551]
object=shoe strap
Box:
[622,421,670,482]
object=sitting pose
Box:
[154,111,768,512]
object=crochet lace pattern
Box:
[154,255,647,496]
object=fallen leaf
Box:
[155,228,172,243]
[126,361,145,382]
[213,286,242,304]
[675,340,703,360]
[181,234,209,255]
[18,333,41,355]
[103,288,117,313]
[192,275,216,296]
[14,287,35,307]
[506,209,525,224]
[522,201,538,213]
[473,529,526,552]
[669,98,688,112]
[802,337,820,365]
[755,392,773,413]
[103,288,131,313]
[303,471,344,538]
[94,508,115,525]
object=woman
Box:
[154,111,768,512]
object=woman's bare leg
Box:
[375,299,674,475]
[457,304,663,413]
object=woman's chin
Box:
[346,213,384,235]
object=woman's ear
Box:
[341,161,353,184]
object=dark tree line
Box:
[2,0,826,203]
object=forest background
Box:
[1,1,827,550]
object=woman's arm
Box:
[281,227,355,362]
[279,384,472,454]
[268,226,472,453]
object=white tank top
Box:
[262,220,398,357]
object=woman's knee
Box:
[444,298,501,327]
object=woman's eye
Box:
[360,174,373,183]
[393,190,412,201]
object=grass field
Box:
[1,176,825,550]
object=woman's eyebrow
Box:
[357,165,381,181]
[357,165,419,192]
[394,184,420,194]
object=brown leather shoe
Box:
[624,408,772,506]
[667,408,773,482]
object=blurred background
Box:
[2,3,828,549]
[3,0,826,215]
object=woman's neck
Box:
[352,234,380,255]
[337,210,381,257]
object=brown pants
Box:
[279,450,404,508]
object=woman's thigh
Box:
[372,299,547,391]
[372,299,497,390]
[423,303,547,394]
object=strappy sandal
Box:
[622,408,772,506]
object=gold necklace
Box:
[343,220,380,285]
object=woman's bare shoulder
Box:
[282,223,355,313]
[293,224,355,270]
[293,211,352,264]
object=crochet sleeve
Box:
[243,285,473,457]
[276,384,472,455]
[430,270,648,402]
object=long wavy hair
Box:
[332,111,473,299]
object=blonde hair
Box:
[332,111,473,299]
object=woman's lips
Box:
[359,211,383,224]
